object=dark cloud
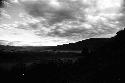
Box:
[47,10,75,25]
[23,2,76,25]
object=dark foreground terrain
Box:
[0,31,123,83]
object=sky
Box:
[0,0,124,46]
